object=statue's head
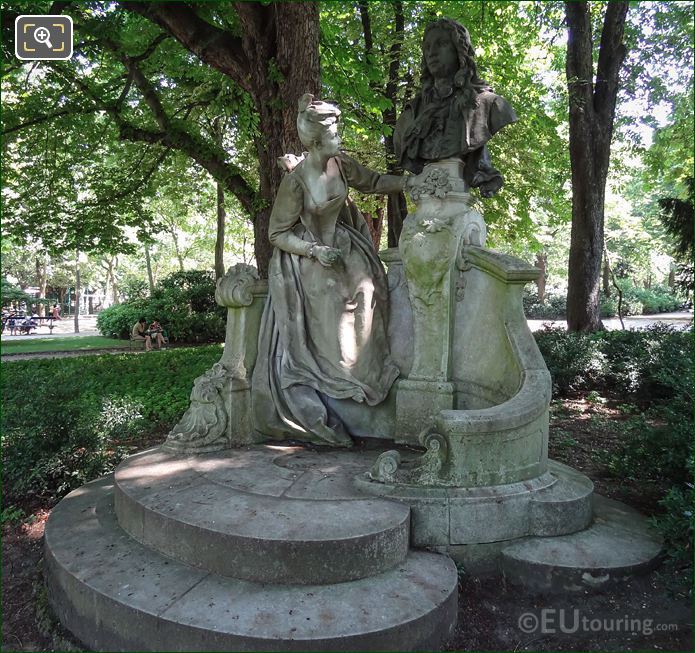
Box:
[297,93,342,154]
[420,19,488,105]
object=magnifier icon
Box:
[34,26,53,49]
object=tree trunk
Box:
[359,0,407,248]
[170,226,185,272]
[110,257,119,305]
[121,2,320,279]
[144,243,155,295]
[74,252,81,334]
[35,255,48,317]
[602,256,611,297]
[215,182,226,279]
[363,206,385,251]
[565,1,628,332]
[534,252,547,303]
[236,2,319,277]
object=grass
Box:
[1,335,130,355]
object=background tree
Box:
[564,1,629,332]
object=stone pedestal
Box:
[396,159,485,440]
[395,379,454,441]
[164,264,268,452]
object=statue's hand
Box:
[478,179,502,198]
[315,246,342,267]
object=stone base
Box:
[44,445,663,652]
[355,460,594,546]
[45,446,458,652]
[499,495,663,592]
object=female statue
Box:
[252,94,413,447]
[394,18,517,197]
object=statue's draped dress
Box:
[252,154,402,445]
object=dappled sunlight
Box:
[265,445,304,452]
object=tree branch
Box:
[594,1,629,119]
[565,1,594,115]
[119,1,251,92]
[2,107,96,135]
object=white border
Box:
[15,14,74,61]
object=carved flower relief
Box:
[409,167,452,202]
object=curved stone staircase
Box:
[44,446,459,651]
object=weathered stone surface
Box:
[45,475,458,652]
[501,494,663,592]
[356,460,594,547]
[114,447,411,585]
[165,265,267,452]
[530,460,594,536]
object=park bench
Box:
[2,315,57,335]
[129,329,169,350]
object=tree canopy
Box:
[2,1,693,320]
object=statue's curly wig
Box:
[420,19,491,111]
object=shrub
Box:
[535,324,693,400]
[537,325,693,575]
[653,484,694,573]
[1,346,222,509]
[96,270,227,343]
[534,327,606,394]
[523,289,567,319]
[96,302,147,339]
[601,282,686,318]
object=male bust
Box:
[394,18,517,197]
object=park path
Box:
[2,311,692,363]
[527,310,693,332]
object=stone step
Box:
[114,448,411,584]
[45,476,459,652]
[500,494,662,592]
[529,460,594,536]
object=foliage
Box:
[1,277,34,304]
[536,324,693,398]
[600,282,686,317]
[96,269,226,342]
[1,346,222,510]
[537,324,693,572]
[523,289,567,319]
[524,283,684,320]
[653,484,694,572]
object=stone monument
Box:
[44,17,662,653]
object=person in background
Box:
[7,311,17,335]
[148,319,166,350]
[132,317,152,351]
[51,304,61,320]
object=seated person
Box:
[20,315,36,334]
[148,319,166,350]
[132,317,152,351]
[6,312,17,335]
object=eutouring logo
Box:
[518,609,679,636]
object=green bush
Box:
[535,324,692,399]
[537,325,693,575]
[534,327,607,394]
[600,282,686,317]
[523,289,567,319]
[96,302,147,339]
[653,484,694,572]
[1,346,222,509]
[96,270,227,343]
